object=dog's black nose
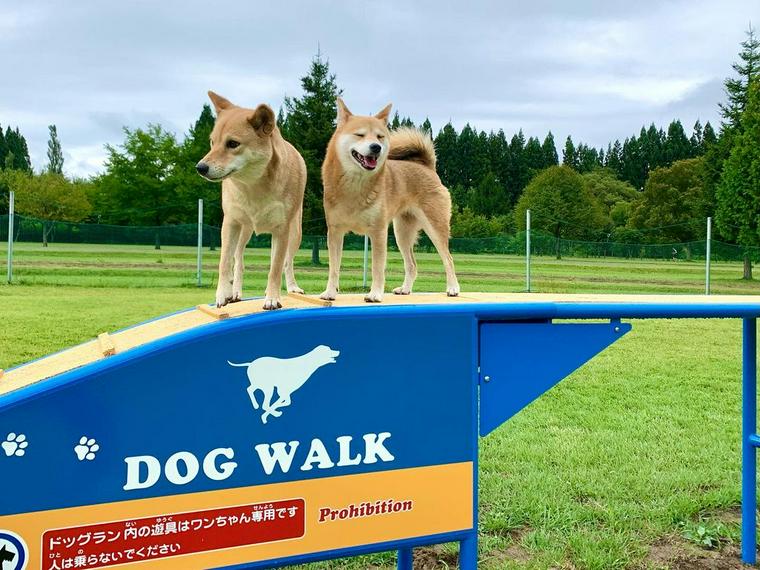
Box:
[369,143,382,154]
[196,162,209,175]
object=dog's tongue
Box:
[365,155,378,168]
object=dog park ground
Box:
[1,242,759,569]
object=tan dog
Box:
[320,99,460,302]
[197,91,306,310]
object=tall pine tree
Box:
[281,52,342,234]
[720,24,760,131]
[715,82,760,279]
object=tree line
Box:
[0,26,757,275]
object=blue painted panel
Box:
[0,311,475,515]
[479,321,631,435]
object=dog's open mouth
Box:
[351,150,378,171]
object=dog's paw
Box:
[364,290,384,303]
[392,286,412,295]
[2,432,28,457]
[74,436,99,461]
[319,290,337,301]
[262,297,282,310]
[446,284,461,297]
[287,284,305,294]
[215,284,233,308]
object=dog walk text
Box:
[123,432,393,491]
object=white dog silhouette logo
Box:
[228,345,340,424]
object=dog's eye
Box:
[377,134,385,140]
[226,140,240,149]
[353,133,365,138]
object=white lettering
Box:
[203,447,237,481]
[300,438,335,471]
[123,455,161,491]
[336,435,362,466]
[165,451,199,485]
[362,432,394,464]
[254,441,300,475]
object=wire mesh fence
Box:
[2,214,759,262]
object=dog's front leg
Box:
[263,229,288,310]
[320,227,345,300]
[232,224,254,303]
[365,226,388,303]
[217,219,242,307]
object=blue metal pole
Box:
[396,547,413,569]
[460,533,478,569]
[742,317,757,564]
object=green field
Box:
[1,242,759,569]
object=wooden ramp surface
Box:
[2,292,759,397]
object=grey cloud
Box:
[0,0,757,176]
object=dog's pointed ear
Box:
[208,91,234,114]
[248,104,276,135]
[336,97,352,126]
[375,103,393,123]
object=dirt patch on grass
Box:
[643,535,753,569]
[411,545,459,569]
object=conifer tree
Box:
[46,125,65,174]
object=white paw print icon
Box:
[74,436,99,461]
[2,432,28,457]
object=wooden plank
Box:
[97,332,116,357]
[196,304,230,320]
[287,292,333,307]
[0,369,4,380]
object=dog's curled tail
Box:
[227,360,251,367]
[388,127,436,171]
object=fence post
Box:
[705,216,712,295]
[197,199,203,287]
[362,235,369,289]
[7,191,14,284]
[526,209,531,292]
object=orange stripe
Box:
[1,462,473,569]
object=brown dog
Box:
[197,91,306,310]
[320,98,460,302]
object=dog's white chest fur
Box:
[223,182,287,233]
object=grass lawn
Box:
[1,242,759,569]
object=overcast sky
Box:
[1,0,757,178]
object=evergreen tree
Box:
[507,131,528,207]
[281,52,342,234]
[606,140,623,175]
[703,122,717,147]
[421,118,432,134]
[720,24,760,131]
[715,82,760,279]
[541,132,558,167]
[690,119,704,156]
[434,123,459,189]
[5,127,32,172]
[523,136,544,176]
[488,130,510,207]
[469,172,505,216]
[390,112,401,130]
[663,120,691,164]
[0,125,7,170]
[457,124,479,188]
[575,144,599,173]
[46,125,64,174]
[562,136,577,169]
